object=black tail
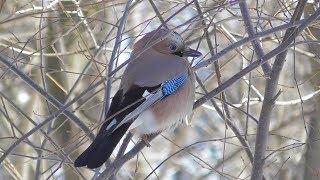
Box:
[74,123,131,169]
[74,86,150,169]
[75,90,125,168]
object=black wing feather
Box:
[74,85,160,169]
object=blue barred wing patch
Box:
[162,74,188,96]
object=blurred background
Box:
[0,0,319,179]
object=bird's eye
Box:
[169,44,177,51]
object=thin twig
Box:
[194,7,320,108]
[103,0,134,118]
[0,73,104,164]
[0,54,95,140]
[239,0,271,75]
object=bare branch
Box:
[194,7,320,108]
[251,1,308,179]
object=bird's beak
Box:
[183,47,202,57]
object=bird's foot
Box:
[141,134,151,147]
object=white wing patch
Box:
[142,90,151,98]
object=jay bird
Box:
[74,28,202,169]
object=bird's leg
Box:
[141,134,151,147]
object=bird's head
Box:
[133,29,202,58]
